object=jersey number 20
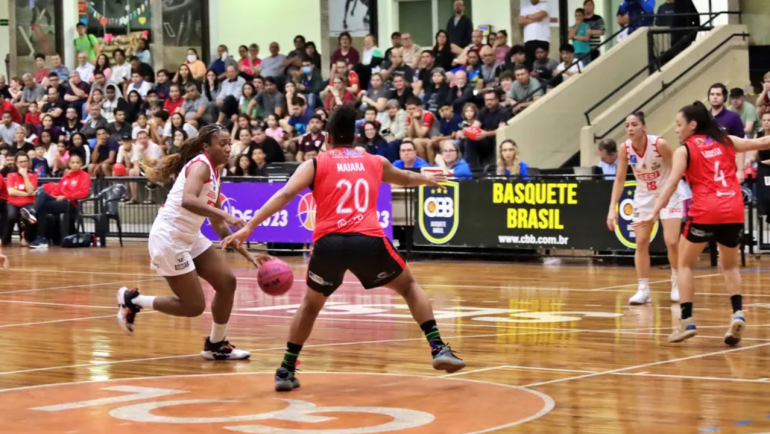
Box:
[336,179,370,214]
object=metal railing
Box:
[584,11,743,131]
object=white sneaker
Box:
[201,338,251,360]
[629,286,651,305]
[670,275,680,302]
[724,310,746,347]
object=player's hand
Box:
[0,254,8,269]
[425,172,447,187]
[606,210,618,231]
[251,254,273,268]
[631,214,657,229]
[221,227,250,249]
[224,214,246,230]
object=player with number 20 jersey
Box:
[222,106,466,392]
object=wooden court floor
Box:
[0,243,769,433]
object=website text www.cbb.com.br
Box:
[498,234,570,245]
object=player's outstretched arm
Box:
[221,160,315,249]
[730,135,770,153]
[210,197,272,268]
[380,157,445,187]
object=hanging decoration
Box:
[87,0,153,25]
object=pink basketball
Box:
[257,259,294,296]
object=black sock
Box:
[730,295,743,313]
[420,319,445,349]
[681,302,693,320]
[281,342,302,372]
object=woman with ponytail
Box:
[635,101,770,345]
[117,124,270,360]
[607,110,683,306]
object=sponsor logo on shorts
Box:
[689,227,707,237]
[174,254,190,271]
[308,271,333,287]
[375,271,396,282]
[667,208,682,213]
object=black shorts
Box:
[682,218,744,248]
[306,233,406,296]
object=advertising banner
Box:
[203,182,393,243]
[413,180,666,251]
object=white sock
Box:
[638,278,649,289]
[210,322,228,344]
[133,295,156,309]
[671,269,678,279]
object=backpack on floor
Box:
[61,233,95,248]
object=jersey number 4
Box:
[336,179,370,214]
[714,161,727,187]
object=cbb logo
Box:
[424,197,454,218]
[614,181,659,249]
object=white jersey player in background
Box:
[116,124,269,360]
[607,112,683,305]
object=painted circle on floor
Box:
[0,372,553,433]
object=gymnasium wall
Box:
[580,24,750,165]
[496,28,651,170]
[0,0,7,77]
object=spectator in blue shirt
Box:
[209,45,238,80]
[617,0,655,34]
[596,138,618,180]
[496,139,529,177]
[435,140,472,179]
[393,140,429,169]
[286,96,314,136]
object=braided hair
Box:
[143,124,228,183]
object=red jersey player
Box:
[223,105,465,391]
[635,101,770,345]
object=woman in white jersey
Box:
[607,112,682,305]
[116,124,268,360]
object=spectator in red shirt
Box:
[405,96,440,163]
[758,71,770,117]
[24,102,42,126]
[0,94,22,124]
[33,53,51,84]
[3,152,37,246]
[25,153,91,248]
[0,171,7,242]
[162,84,185,114]
[324,75,356,112]
[330,32,360,76]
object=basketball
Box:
[463,127,483,142]
[112,163,127,176]
[257,259,294,296]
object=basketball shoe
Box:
[432,344,465,374]
[275,367,301,392]
[724,311,746,346]
[668,317,697,343]
[670,275,680,302]
[201,338,251,360]
[629,286,651,305]
[117,287,142,335]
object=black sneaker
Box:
[201,338,251,360]
[275,367,301,392]
[116,287,142,335]
[431,343,465,374]
[29,237,48,249]
[20,207,37,225]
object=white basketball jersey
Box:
[155,153,220,234]
[625,135,671,196]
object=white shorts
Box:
[148,220,212,277]
[633,190,684,222]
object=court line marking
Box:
[0,314,116,329]
[522,342,770,388]
[0,300,116,310]
[0,372,557,434]
[0,268,160,277]
[448,365,770,384]
[0,329,585,378]
[0,278,163,295]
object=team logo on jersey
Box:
[629,155,638,165]
[418,182,459,244]
[297,193,317,231]
[614,181,660,249]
